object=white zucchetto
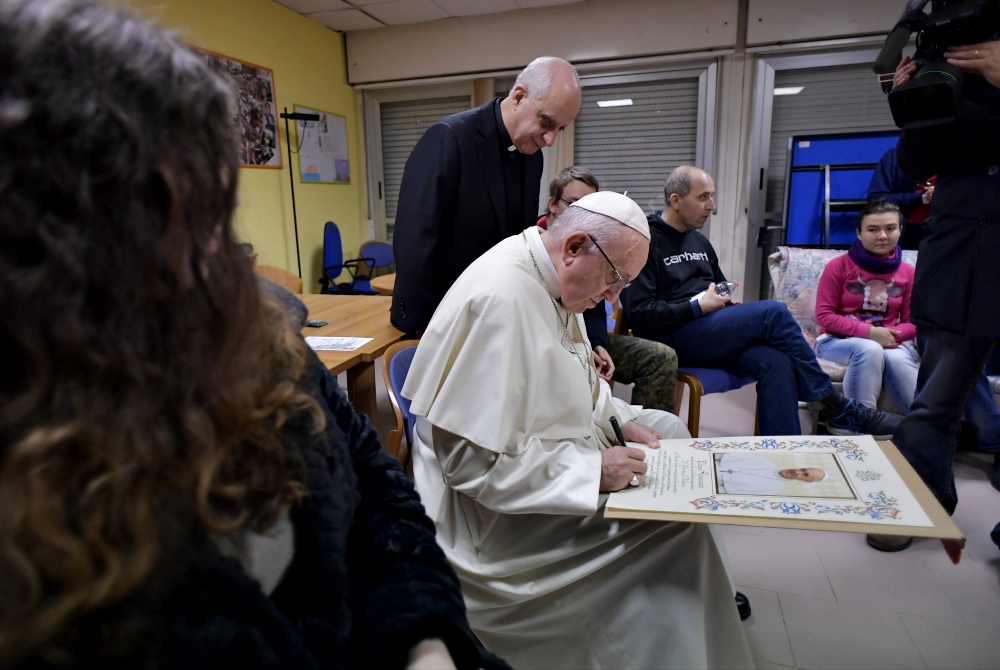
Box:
[569,191,650,240]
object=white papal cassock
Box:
[402,226,753,670]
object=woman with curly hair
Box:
[0,1,503,667]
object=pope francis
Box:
[402,192,753,669]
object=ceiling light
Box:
[596,98,633,108]
[773,86,804,96]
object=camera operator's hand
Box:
[869,327,901,347]
[698,283,731,315]
[945,41,1000,89]
[893,55,917,90]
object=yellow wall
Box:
[124,0,367,293]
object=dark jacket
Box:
[868,147,923,215]
[622,212,726,342]
[390,99,543,334]
[583,301,611,350]
[896,74,1000,338]
[30,287,507,670]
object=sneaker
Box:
[866,533,912,552]
[825,399,902,440]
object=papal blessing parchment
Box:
[606,435,934,529]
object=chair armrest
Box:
[331,257,378,280]
[381,340,421,470]
[348,256,378,278]
[675,371,704,439]
[766,247,788,300]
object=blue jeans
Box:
[893,328,996,514]
[816,336,920,412]
[660,301,834,436]
[964,349,1000,451]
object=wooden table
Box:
[301,294,403,421]
[370,272,395,296]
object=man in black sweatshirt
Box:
[622,166,901,437]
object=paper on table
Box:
[607,435,933,528]
[305,336,373,351]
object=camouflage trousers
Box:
[606,333,679,414]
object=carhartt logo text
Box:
[664,251,710,267]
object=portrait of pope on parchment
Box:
[714,452,856,499]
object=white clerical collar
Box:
[526,226,561,299]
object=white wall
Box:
[346,0,738,84]
[747,0,901,46]
[347,0,907,84]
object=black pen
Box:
[609,416,627,446]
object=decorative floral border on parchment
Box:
[687,437,868,462]
[689,491,901,520]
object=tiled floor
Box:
[358,367,1000,670]
[663,384,1000,670]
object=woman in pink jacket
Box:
[815,200,919,413]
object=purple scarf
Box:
[848,239,901,275]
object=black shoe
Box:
[957,420,980,452]
[992,453,1000,493]
[735,591,751,621]
[991,522,1000,550]
[825,399,902,440]
[866,533,912,552]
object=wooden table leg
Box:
[941,538,963,565]
[347,361,378,427]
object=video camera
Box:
[874,0,1000,128]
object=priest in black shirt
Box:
[623,166,901,438]
[390,57,581,336]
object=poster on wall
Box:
[294,104,350,184]
[197,48,281,168]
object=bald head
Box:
[513,56,580,102]
[662,165,716,232]
[500,57,581,154]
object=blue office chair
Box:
[352,241,395,295]
[382,340,419,468]
[319,221,375,294]
[611,303,758,437]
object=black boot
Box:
[866,533,912,552]
[992,453,1000,493]
[735,591,751,621]
[957,420,980,453]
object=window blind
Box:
[574,78,700,214]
